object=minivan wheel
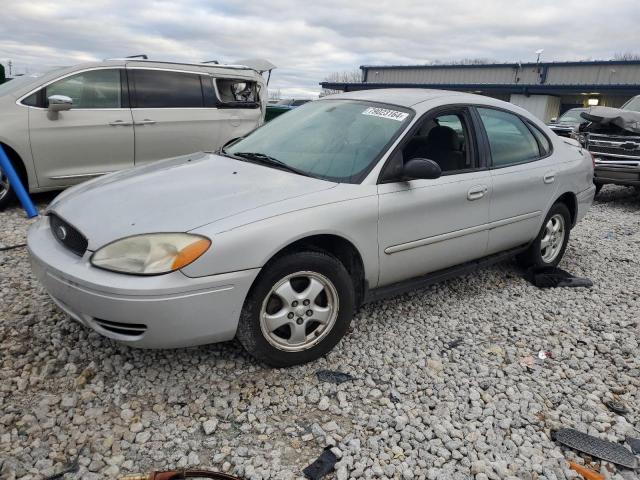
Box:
[0,170,16,210]
[237,251,355,367]
[517,203,571,269]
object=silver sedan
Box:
[28,89,596,366]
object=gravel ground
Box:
[1,187,639,480]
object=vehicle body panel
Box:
[377,170,491,286]
[29,105,135,188]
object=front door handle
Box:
[109,120,133,126]
[543,172,556,184]
[135,119,156,125]
[467,185,488,201]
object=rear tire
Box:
[517,203,571,269]
[237,251,355,367]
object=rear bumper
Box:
[576,184,596,225]
[594,161,640,186]
[27,216,260,348]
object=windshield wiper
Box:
[232,152,310,177]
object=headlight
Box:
[91,233,211,275]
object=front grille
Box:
[590,145,640,159]
[94,318,147,337]
[49,214,88,256]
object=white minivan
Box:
[0,57,273,209]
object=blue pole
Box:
[0,145,38,218]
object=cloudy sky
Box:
[1,0,639,97]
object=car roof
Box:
[4,59,263,99]
[320,88,471,107]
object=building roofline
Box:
[359,59,640,71]
[320,81,640,95]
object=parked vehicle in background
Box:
[0,57,274,209]
[28,89,594,366]
[265,98,312,122]
[548,108,587,137]
[576,95,640,194]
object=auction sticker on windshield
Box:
[362,107,409,122]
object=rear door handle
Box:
[467,185,488,201]
[135,119,156,125]
[109,120,133,126]
[543,172,556,184]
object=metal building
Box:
[320,60,640,121]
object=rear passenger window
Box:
[132,70,204,108]
[528,123,551,156]
[478,108,541,167]
[215,78,259,108]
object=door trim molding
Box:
[384,210,541,254]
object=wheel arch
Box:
[0,140,29,187]
[258,233,367,306]
[554,191,578,227]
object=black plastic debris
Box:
[627,437,640,455]
[44,447,83,480]
[316,370,354,385]
[604,400,629,415]
[524,267,593,289]
[303,446,338,480]
[553,428,638,469]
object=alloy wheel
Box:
[259,271,339,352]
[0,171,9,202]
[540,213,565,263]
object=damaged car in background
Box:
[575,95,640,194]
[548,108,588,138]
[28,89,595,367]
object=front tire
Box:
[0,169,17,210]
[517,203,571,269]
[237,251,355,367]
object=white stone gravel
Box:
[1,187,639,480]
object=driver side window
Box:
[402,110,475,174]
[45,69,122,109]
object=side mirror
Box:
[48,95,72,112]
[549,117,557,123]
[403,158,441,180]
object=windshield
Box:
[227,100,412,183]
[622,96,640,112]
[558,109,586,123]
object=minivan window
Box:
[478,108,541,167]
[132,70,204,108]
[227,100,411,183]
[46,69,121,109]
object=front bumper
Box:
[594,160,640,187]
[27,217,260,348]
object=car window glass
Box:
[227,100,411,183]
[46,69,121,109]
[133,70,204,108]
[21,92,39,107]
[529,123,551,156]
[478,108,540,167]
[402,112,472,173]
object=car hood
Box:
[48,152,337,250]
